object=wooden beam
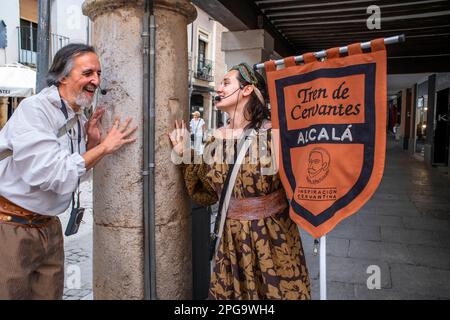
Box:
[257,0,383,10]
[268,3,450,22]
[274,11,450,27]
[277,18,450,32]
[288,31,450,43]
[284,25,450,38]
[263,0,449,17]
[275,16,450,33]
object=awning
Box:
[0,63,36,97]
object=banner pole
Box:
[254,34,405,70]
[320,235,327,300]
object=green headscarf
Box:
[230,62,258,86]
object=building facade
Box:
[187,4,227,131]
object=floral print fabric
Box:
[182,127,311,300]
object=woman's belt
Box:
[0,196,53,227]
[227,188,288,221]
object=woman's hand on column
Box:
[168,119,189,157]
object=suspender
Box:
[59,100,82,212]
[0,101,80,162]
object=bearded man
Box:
[0,43,137,299]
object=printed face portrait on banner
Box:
[265,39,387,238]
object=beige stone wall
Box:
[214,22,228,89]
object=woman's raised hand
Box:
[168,119,189,157]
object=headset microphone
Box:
[99,87,108,95]
[214,85,244,102]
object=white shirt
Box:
[190,118,205,136]
[0,85,87,215]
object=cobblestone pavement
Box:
[60,171,93,300]
[61,136,450,300]
[301,136,450,300]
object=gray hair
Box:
[46,43,96,87]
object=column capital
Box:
[82,0,196,23]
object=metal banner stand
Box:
[320,235,327,300]
[255,34,406,300]
[254,34,405,70]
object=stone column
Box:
[83,0,196,299]
[221,29,274,68]
[203,93,212,129]
[0,97,8,129]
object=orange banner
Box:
[265,39,387,238]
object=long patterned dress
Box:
[182,126,311,300]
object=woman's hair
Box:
[232,63,270,130]
[46,43,96,87]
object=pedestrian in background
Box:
[190,110,206,154]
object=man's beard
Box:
[75,91,94,109]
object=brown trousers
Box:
[0,218,65,300]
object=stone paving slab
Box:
[408,194,450,204]
[62,176,93,300]
[326,256,391,289]
[407,245,450,270]
[390,264,450,299]
[311,281,356,300]
[414,204,450,220]
[354,284,440,300]
[355,212,404,228]
[326,237,350,258]
[381,226,449,248]
[329,224,382,241]
[348,239,413,264]
[402,216,450,232]
[371,193,411,201]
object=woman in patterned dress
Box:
[169,63,310,300]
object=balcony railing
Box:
[50,32,70,59]
[17,26,69,67]
[194,57,214,82]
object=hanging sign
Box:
[265,39,387,238]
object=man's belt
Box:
[0,149,12,161]
[226,188,288,221]
[0,196,52,227]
